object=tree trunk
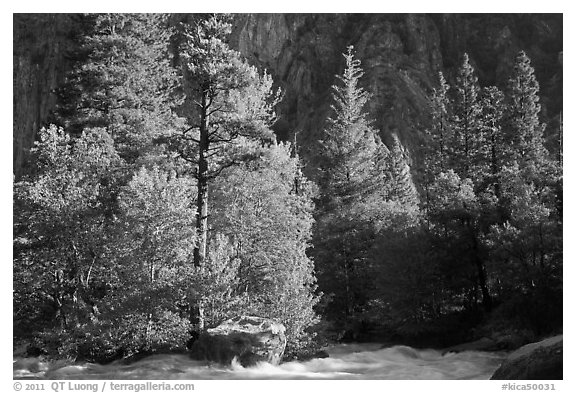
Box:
[193,169,208,268]
[191,88,210,334]
[491,131,501,200]
[194,90,210,268]
[344,259,353,318]
[469,225,493,312]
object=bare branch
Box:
[208,105,225,117]
[182,126,201,144]
[207,123,222,137]
[210,134,238,144]
[207,161,239,180]
[183,125,200,133]
[182,135,201,144]
[205,148,223,159]
[177,152,198,165]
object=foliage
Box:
[370,51,561,343]
[172,14,283,281]
[384,134,420,210]
[506,51,547,167]
[478,85,506,196]
[174,14,281,166]
[451,53,483,182]
[54,13,182,164]
[211,142,320,350]
[187,234,249,328]
[313,46,420,330]
[101,166,196,355]
[14,129,197,361]
[14,125,121,334]
[14,14,322,362]
[317,46,387,208]
[424,72,452,177]
[14,125,122,354]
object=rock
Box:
[443,337,499,354]
[491,335,563,380]
[189,316,287,367]
[294,350,330,362]
[492,331,533,350]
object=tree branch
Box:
[177,152,198,165]
[182,135,201,144]
[207,161,239,180]
[210,134,238,144]
[208,105,226,117]
[205,148,223,159]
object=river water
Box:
[13,343,505,380]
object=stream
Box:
[14,343,505,380]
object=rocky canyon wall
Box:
[231,14,562,168]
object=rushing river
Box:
[14,343,505,380]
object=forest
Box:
[13,14,562,363]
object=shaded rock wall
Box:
[13,14,80,178]
[231,14,562,172]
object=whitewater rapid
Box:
[13,343,506,380]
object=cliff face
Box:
[231,14,562,168]
[13,14,79,178]
[13,14,562,178]
[233,14,443,154]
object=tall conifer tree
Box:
[174,14,281,331]
[425,72,452,177]
[55,14,180,163]
[479,86,506,197]
[506,51,548,170]
[317,46,387,208]
[452,53,483,182]
[385,134,419,208]
[175,14,280,270]
[314,46,389,322]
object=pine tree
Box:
[385,134,419,205]
[173,15,281,332]
[422,57,495,312]
[485,52,562,324]
[314,46,389,323]
[554,113,563,219]
[425,72,452,177]
[317,45,387,209]
[506,51,547,168]
[54,14,181,163]
[421,72,452,223]
[175,14,280,271]
[479,85,506,197]
[452,53,483,182]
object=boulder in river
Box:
[189,316,287,367]
[491,335,563,380]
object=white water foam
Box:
[13,343,506,380]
